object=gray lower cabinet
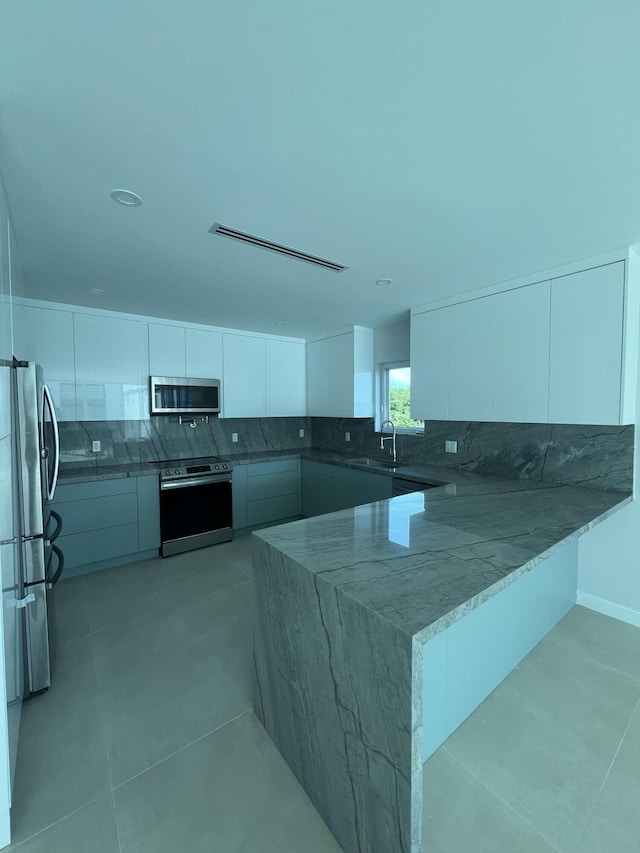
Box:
[51,475,160,576]
[233,457,394,530]
[233,459,301,530]
[301,459,393,517]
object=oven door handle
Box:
[160,475,232,490]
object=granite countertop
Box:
[57,447,495,487]
[255,477,632,642]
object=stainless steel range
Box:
[158,458,233,557]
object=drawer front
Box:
[246,470,299,502]
[54,477,137,503]
[57,493,138,536]
[246,459,298,477]
[247,493,300,526]
[59,524,139,569]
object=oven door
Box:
[159,475,233,557]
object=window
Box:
[380,363,423,432]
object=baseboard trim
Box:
[577,592,640,628]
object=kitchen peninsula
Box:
[252,478,631,853]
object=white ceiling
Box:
[1,1,640,339]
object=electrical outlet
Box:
[445,440,458,453]
[445,484,457,496]
[299,428,305,438]
[92,440,101,453]
[345,432,351,442]
[231,433,238,443]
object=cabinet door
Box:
[266,339,306,416]
[493,282,550,423]
[12,304,77,420]
[410,308,449,420]
[149,324,185,377]
[549,263,624,424]
[222,334,266,417]
[353,327,374,417]
[74,314,149,420]
[301,460,337,517]
[448,298,493,421]
[328,332,354,417]
[186,328,223,379]
[306,338,329,416]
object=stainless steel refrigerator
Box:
[1,361,63,751]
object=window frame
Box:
[377,360,424,435]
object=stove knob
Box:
[215,465,220,470]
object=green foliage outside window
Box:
[388,370,423,429]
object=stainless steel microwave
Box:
[150,376,221,415]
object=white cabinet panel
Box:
[149,324,185,377]
[493,282,550,423]
[186,328,223,379]
[549,263,624,425]
[328,333,354,417]
[12,304,77,420]
[74,314,149,420]
[410,308,449,420]
[266,339,306,416]
[448,298,493,421]
[353,327,374,417]
[307,339,329,416]
[222,334,266,417]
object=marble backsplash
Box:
[59,416,313,469]
[58,414,634,492]
[311,418,635,493]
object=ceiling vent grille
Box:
[209,223,348,272]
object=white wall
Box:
[0,170,16,846]
[577,252,640,626]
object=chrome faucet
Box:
[380,419,397,463]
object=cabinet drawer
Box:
[57,493,138,536]
[59,524,139,569]
[247,494,300,526]
[246,470,299,502]
[246,459,298,477]
[54,477,137,503]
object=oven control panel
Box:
[161,461,232,480]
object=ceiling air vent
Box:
[209,223,348,272]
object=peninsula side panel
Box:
[252,535,415,853]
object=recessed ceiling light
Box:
[110,189,142,207]
[87,287,104,295]
[374,278,393,287]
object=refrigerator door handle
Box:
[42,383,60,501]
[8,593,36,610]
[46,510,63,544]
[47,544,64,588]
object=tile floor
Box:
[6,535,640,852]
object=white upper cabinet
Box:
[74,314,149,420]
[266,339,306,417]
[306,327,373,418]
[328,332,354,417]
[185,328,223,380]
[307,338,329,416]
[149,324,185,377]
[549,262,626,425]
[410,308,449,421]
[448,298,493,421]
[12,304,77,420]
[222,334,267,418]
[493,282,550,423]
[411,252,638,425]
